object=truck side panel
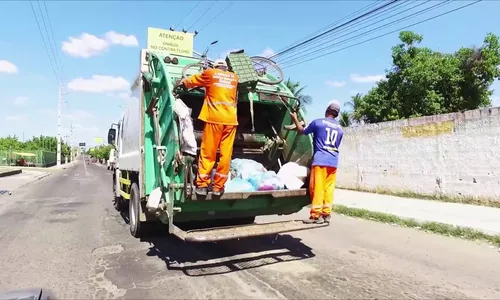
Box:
[119,78,142,173]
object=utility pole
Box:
[57,83,67,168]
[57,83,62,168]
[70,122,74,161]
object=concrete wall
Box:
[337,107,500,200]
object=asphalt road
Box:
[0,160,499,299]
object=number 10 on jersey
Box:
[325,127,338,145]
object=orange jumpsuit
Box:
[182,68,239,192]
[309,166,337,218]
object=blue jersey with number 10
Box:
[302,117,344,168]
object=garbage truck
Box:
[107,42,327,242]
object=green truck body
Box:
[108,48,326,242]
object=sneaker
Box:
[323,214,331,224]
[195,187,208,196]
[303,216,324,224]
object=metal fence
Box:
[0,150,60,167]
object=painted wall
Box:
[337,107,500,200]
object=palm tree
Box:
[339,111,351,127]
[344,93,364,123]
[284,78,313,111]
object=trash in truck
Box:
[225,178,256,193]
[248,171,285,191]
[230,158,267,180]
[277,162,309,190]
[174,98,197,156]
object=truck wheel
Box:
[112,175,126,211]
[129,182,144,238]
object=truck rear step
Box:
[172,220,328,242]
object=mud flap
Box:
[172,220,328,242]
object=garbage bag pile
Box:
[225,158,309,193]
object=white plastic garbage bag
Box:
[174,98,197,156]
[248,171,285,191]
[277,162,309,190]
[225,178,256,193]
[230,158,267,180]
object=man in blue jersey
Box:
[289,100,344,224]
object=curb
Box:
[0,169,22,178]
[36,173,51,180]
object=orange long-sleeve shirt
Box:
[182,68,239,126]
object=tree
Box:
[344,93,365,123]
[284,78,313,112]
[87,144,114,160]
[339,111,351,127]
[353,31,500,123]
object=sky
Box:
[1,0,500,147]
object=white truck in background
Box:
[107,148,117,170]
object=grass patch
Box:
[337,186,500,209]
[333,204,500,247]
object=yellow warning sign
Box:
[147,27,194,57]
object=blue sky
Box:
[1,0,499,147]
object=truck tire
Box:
[129,182,144,238]
[112,174,126,212]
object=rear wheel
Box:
[112,173,126,211]
[129,182,144,238]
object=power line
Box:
[278,0,449,66]
[41,1,66,82]
[269,0,400,60]
[29,0,60,83]
[187,1,218,31]
[282,0,482,70]
[274,0,415,63]
[175,1,200,30]
[36,1,63,82]
[273,0,382,56]
[197,1,233,34]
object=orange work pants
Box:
[309,166,337,218]
[196,122,237,191]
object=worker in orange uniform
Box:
[289,100,344,224]
[180,59,239,196]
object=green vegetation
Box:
[284,78,313,113]
[342,31,500,125]
[334,204,500,247]
[87,144,114,160]
[0,135,71,155]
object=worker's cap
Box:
[327,100,341,113]
[213,59,228,69]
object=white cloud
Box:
[14,96,28,106]
[259,47,276,58]
[350,73,385,83]
[6,114,27,121]
[0,60,18,73]
[62,31,138,58]
[62,33,109,58]
[325,80,346,88]
[104,31,139,47]
[68,75,130,93]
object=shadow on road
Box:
[142,233,315,277]
[117,206,316,277]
